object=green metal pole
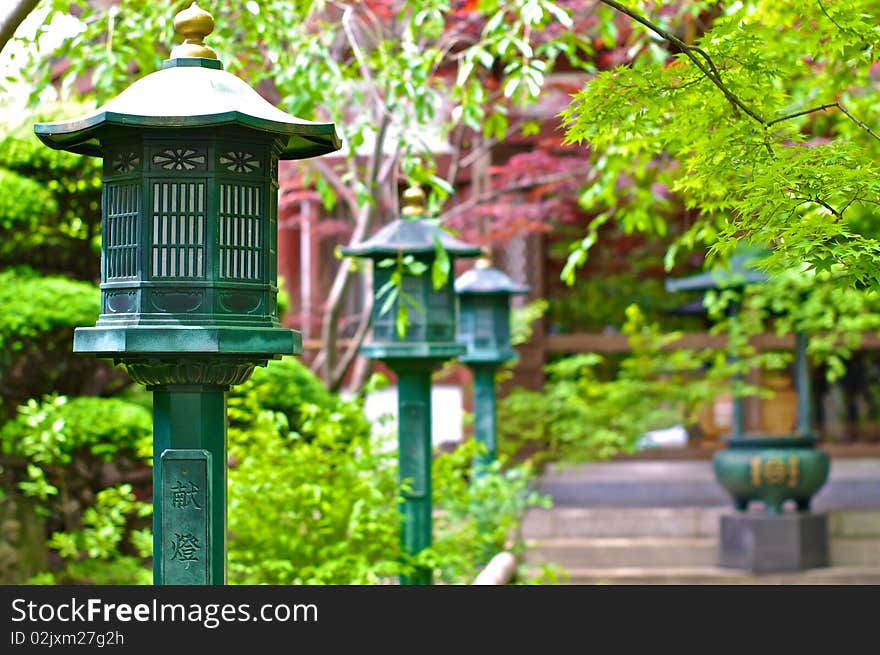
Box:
[727,299,745,438]
[795,331,812,436]
[389,361,436,586]
[471,363,499,476]
[152,384,227,585]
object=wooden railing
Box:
[545,331,880,354]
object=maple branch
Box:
[598,0,766,126]
[840,191,861,216]
[600,1,880,152]
[444,121,468,192]
[342,6,393,122]
[767,102,880,143]
[791,196,843,220]
[316,108,390,389]
[457,119,528,171]
[836,103,880,143]
[309,158,358,215]
[766,103,839,127]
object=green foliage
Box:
[0,168,56,233]
[549,272,697,333]
[19,1,591,202]
[561,0,880,290]
[1,395,153,584]
[0,107,116,417]
[704,266,880,382]
[226,362,398,585]
[226,400,403,585]
[499,305,723,465]
[40,484,152,585]
[0,268,99,352]
[228,357,368,442]
[428,440,551,583]
[0,268,104,417]
[511,298,549,346]
[0,107,102,278]
[1,395,152,513]
[4,357,546,585]
[225,358,548,584]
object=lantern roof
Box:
[455,256,530,295]
[342,184,481,258]
[665,246,769,293]
[33,2,340,160]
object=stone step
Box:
[523,507,880,539]
[530,565,880,585]
[525,536,717,568]
[522,507,724,539]
[830,538,880,566]
[526,535,880,569]
[536,459,880,510]
[829,510,880,537]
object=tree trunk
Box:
[0,0,39,55]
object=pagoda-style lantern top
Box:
[342,183,481,360]
[33,3,341,371]
[455,253,529,364]
[34,3,338,160]
[664,247,768,293]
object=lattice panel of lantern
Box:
[218,183,262,281]
[151,180,207,279]
[371,263,456,345]
[98,131,279,328]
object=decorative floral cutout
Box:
[153,148,206,170]
[220,151,260,174]
[113,151,140,173]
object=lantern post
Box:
[454,253,529,475]
[34,2,340,584]
[342,184,480,585]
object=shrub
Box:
[9,358,547,585]
[1,395,153,584]
[228,357,369,442]
[227,405,402,584]
[499,305,723,465]
[0,268,122,418]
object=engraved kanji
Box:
[169,532,201,569]
[171,480,202,509]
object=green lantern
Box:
[34,2,340,585]
[666,248,830,572]
[455,255,529,471]
[665,248,769,440]
[342,183,480,585]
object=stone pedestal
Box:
[719,512,828,573]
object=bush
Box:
[0,268,123,419]
[0,107,102,279]
[225,358,548,584]
[499,305,723,466]
[429,440,551,583]
[228,357,372,448]
[227,404,402,584]
[9,358,547,585]
[1,395,153,584]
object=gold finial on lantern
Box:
[401,183,427,217]
[475,247,492,269]
[170,2,218,60]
